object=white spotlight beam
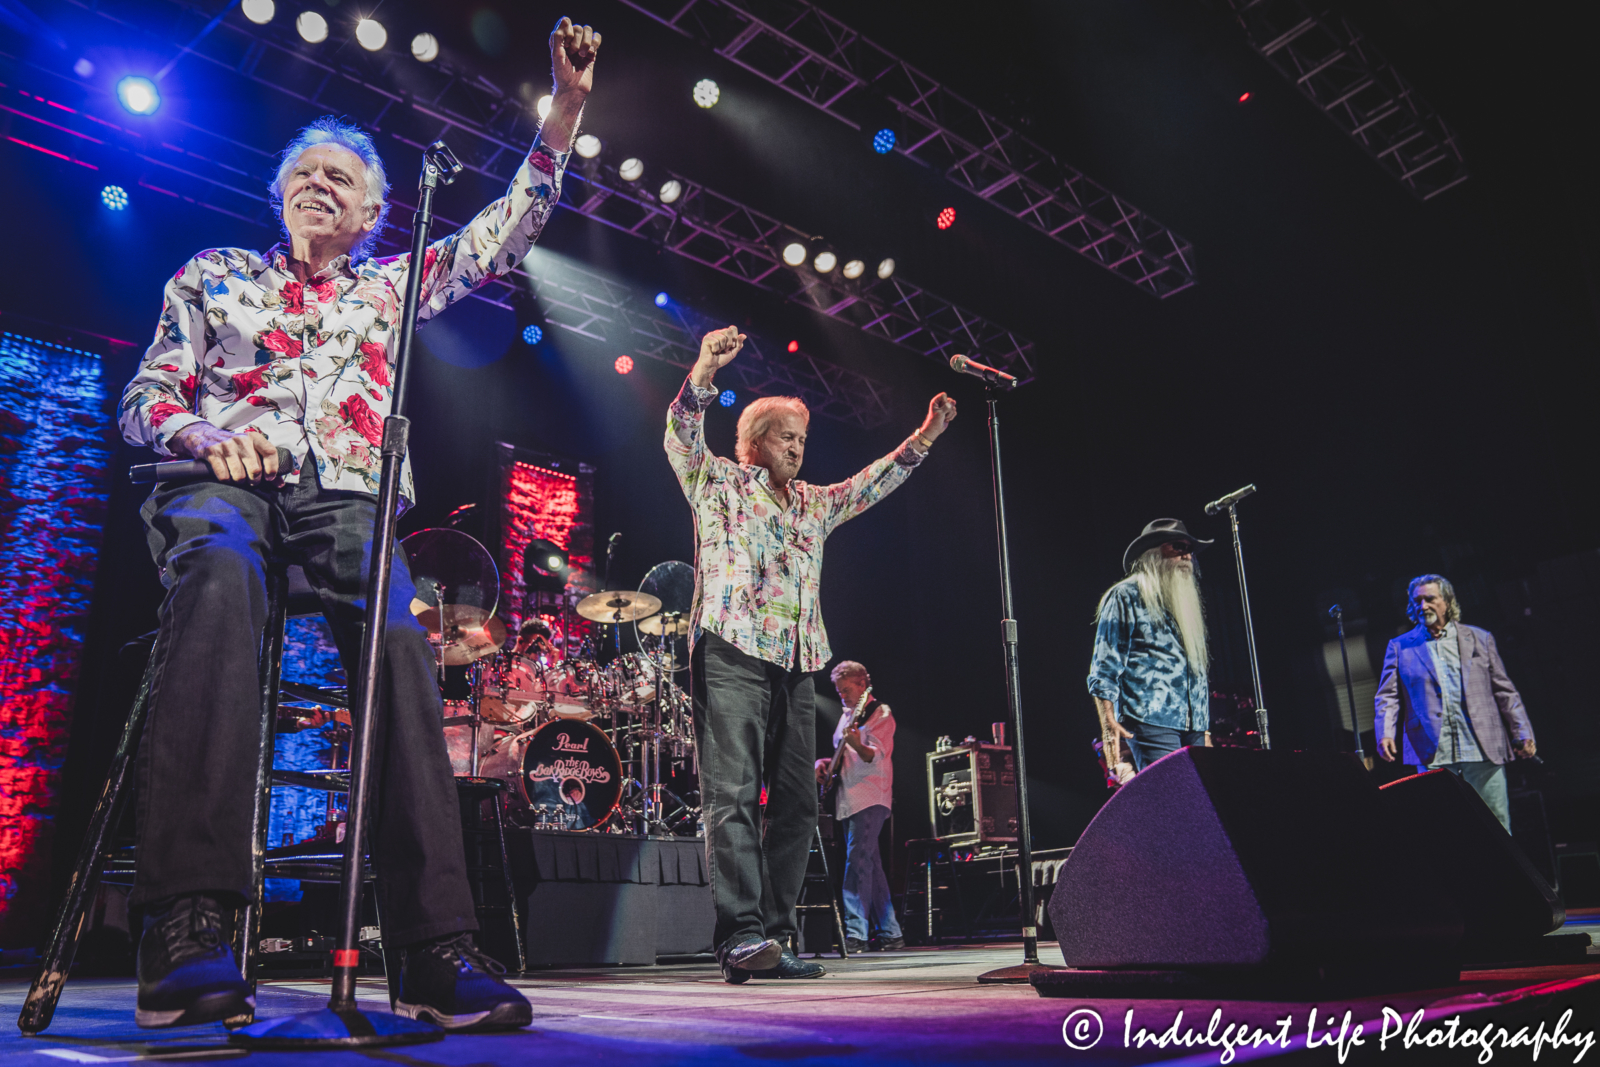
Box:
[53,0,1030,381]
[613,0,1197,298]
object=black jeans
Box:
[691,631,816,949]
[130,475,476,947]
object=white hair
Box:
[268,116,390,261]
[830,660,869,687]
[1097,547,1209,672]
[735,395,809,465]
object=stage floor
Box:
[5,942,1600,1066]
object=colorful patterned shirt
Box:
[665,378,925,672]
[120,138,570,502]
[1087,579,1209,730]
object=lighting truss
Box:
[26,0,895,426]
[520,255,894,427]
[613,0,1197,298]
[67,0,1036,380]
[1223,0,1468,201]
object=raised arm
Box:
[409,18,599,320]
[821,393,957,532]
[665,326,745,496]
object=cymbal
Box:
[416,604,492,635]
[575,590,662,623]
[438,614,505,662]
[402,527,500,628]
[638,613,691,637]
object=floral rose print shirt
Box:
[120,137,569,503]
[665,378,925,673]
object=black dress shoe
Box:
[844,937,867,954]
[717,934,783,975]
[877,936,906,951]
[750,948,826,979]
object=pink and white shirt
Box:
[120,138,569,503]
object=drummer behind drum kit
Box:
[403,530,699,837]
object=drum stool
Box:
[17,561,399,1035]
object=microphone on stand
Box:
[948,354,1018,390]
[1204,483,1257,516]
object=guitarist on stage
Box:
[814,661,904,953]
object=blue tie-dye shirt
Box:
[1087,580,1209,730]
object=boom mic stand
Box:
[234,141,464,1049]
[1204,485,1270,750]
[1328,604,1368,765]
[957,366,1046,985]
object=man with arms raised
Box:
[118,16,600,1032]
[666,327,955,982]
[1376,574,1535,832]
[1089,519,1213,782]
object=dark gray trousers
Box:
[691,631,817,949]
[131,474,476,947]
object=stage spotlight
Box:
[936,206,956,230]
[522,324,543,345]
[654,292,669,307]
[719,390,736,407]
[693,79,720,108]
[73,58,95,78]
[614,355,634,375]
[618,157,644,182]
[411,32,439,61]
[537,94,552,119]
[781,242,806,267]
[1238,91,1252,104]
[574,134,601,158]
[101,185,129,210]
[355,18,387,50]
[813,251,837,273]
[296,10,328,42]
[659,179,682,205]
[786,340,799,353]
[241,0,274,24]
[115,76,160,115]
[872,128,896,154]
[524,537,570,588]
[877,257,895,279]
[842,259,864,279]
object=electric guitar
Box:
[819,686,874,809]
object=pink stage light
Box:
[786,340,799,353]
[1238,91,1252,104]
[614,355,634,375]
[936,207,956,230]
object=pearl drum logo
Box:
[553,731,590,754]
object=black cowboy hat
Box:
[1123,518,1213,574]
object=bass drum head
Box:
[520,719,622,830]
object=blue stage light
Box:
[101,185,129,210]
[719,390,736,407]
[654,292,669,307]
[522,324,543,345]
[116,76,161,116]
[873,128,896,154]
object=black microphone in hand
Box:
[130,447,296,485]
[948,354,1017,390]
[1204,484,1257,516]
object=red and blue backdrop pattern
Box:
[0,332,111,945]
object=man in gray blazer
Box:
[1376,574,1536,831]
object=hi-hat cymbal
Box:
[435,614,507,666]
[575,590,662,623]
[638,613,691,637]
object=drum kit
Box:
[403,530,699,836]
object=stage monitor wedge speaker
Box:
[1378,768,1566,965]
[1049,748,1463,987]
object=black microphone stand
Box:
[1328,604,1367,764]
[971,383,1046,985]
[234,141,463,1049]
[1219,497,1271,750]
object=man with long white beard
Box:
[1088,519,1213,784]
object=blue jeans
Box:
[1126,721,1206,773]
[841,804,901,942]
[1436,761,1511,833]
